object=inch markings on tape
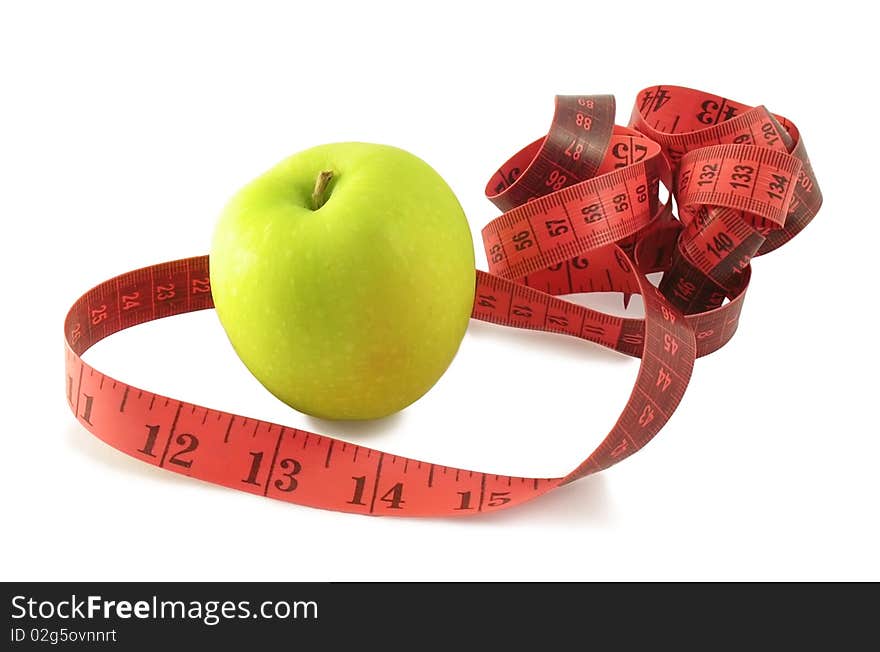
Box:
[64,85,822,517]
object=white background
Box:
[2,1,877,581]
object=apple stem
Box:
[311,170,335,210]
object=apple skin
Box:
[210,142,475,420]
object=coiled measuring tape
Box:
[64,85,822,516]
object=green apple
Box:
[210,142,475,420]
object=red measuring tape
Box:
[64,85,822,517]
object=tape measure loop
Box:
[485,95,616,212]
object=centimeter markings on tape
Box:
[629,84,822,315]
[64,86,821,517]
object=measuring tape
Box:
[64,85,822,517]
